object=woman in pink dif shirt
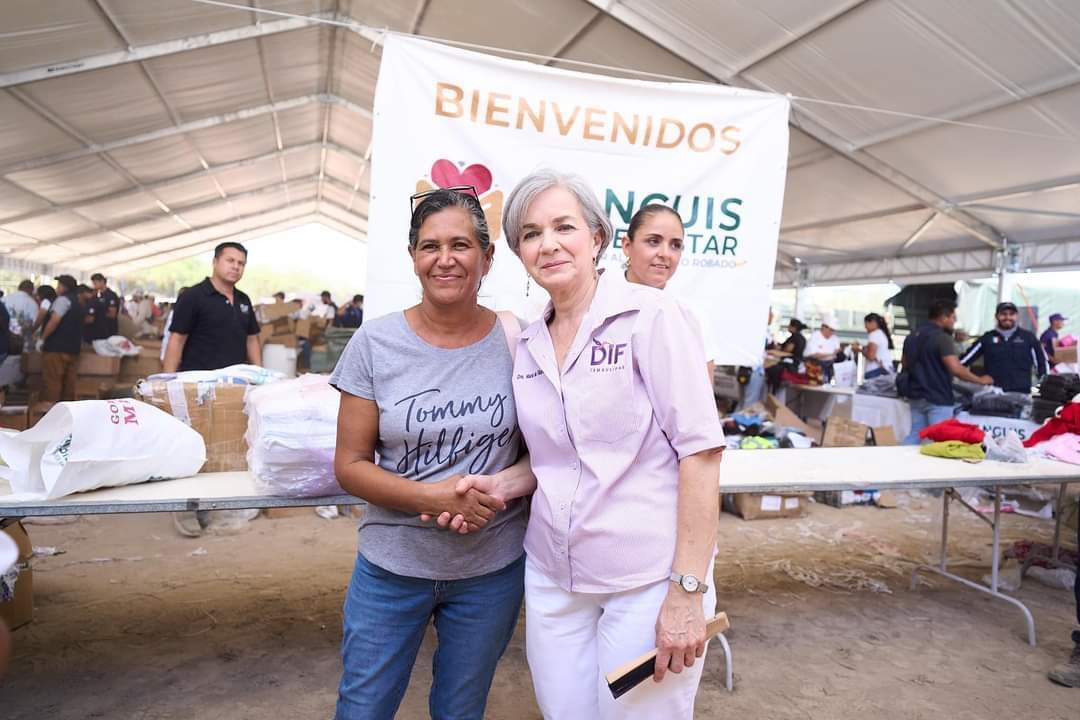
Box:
[502,170,726,719]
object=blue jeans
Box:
[903,399,956,445]
[739,367,766,410]
[336,552,525,720]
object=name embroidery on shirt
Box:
[393,388,516,476]
[515,369,544,380]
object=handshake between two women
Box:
[419,473,509,534]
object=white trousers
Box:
[525,557,717,720]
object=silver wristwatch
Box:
[669,571,708,594]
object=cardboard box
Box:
[258,303,295,323]
[1,520,34,630]
[77,354,121,377]
[0,405,29,431]
[764,394,822,444]
[137,381,249,472]
[29,401,54,427]
[74,378,112,401]
[118,350,163,383]
[822,417,870,447]
[294,318,311,339]
[1054,346,1077,365]
[724,492,810,520]
[871,426,899,446]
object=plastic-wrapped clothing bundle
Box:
[145,364,283,386]
[245,374,343,497]
[983,432,1028,463]
[969,391,1032,419]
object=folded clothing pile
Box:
[917,418,1028,463]
[245,374,343,497]
[969,390,1032,419]
[1032,373,1080,423]
[1025,401,1080,448]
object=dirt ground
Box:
[2,493,1077,719]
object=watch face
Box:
[681,575,700,592]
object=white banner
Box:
[366,36,789,365]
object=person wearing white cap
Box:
[804,315,843,384]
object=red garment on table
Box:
[781,370,810,385]
[919,418,985,444]
[1024,401,1080,447]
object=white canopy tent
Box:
[1,0,1079,289]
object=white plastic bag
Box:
[245,375,342,497]
[0,399,206,501]
[92,335,140,357]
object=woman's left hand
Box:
[653,587,706,682]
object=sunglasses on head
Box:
[410,185,479,212]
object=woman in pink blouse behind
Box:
[502,170,725,719]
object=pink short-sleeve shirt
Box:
[512,270,725,593]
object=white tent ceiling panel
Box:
[214,157,286,195]
[346,0,422,33]
[1033,82,1080,137]
[3,210,100,241]
[618,0,858,76]
[317,200,368,233]
[18,64,173,145]
[276,104,324,146]
[143,39,269,122]
[152,176,223,209]
[324,146,365,184]
[0,183,51,221]
[996,0,1080,62]
[556,15,712,82]
[59,234,131,257]
[748,1,1012,146]
[0,92,83,166]
[0,1,120,73]
[417,0,597,58]
[898,0,1080,91]
[121,215,190,243]
[781,208,939,257]
[788,127,831,162]
[187,114,279,164]
[327,107,371,153]
[76,192,161,226]
[781,155,917,228]
[6,155,131,204]
[320,181,356,210]
[107,135,206,184]
[336,32,383,109]
[283,148,323,178]
[100,0,297,46]
[867,96,1080,199]
[964,186,1080,244]
[260,25,327,98]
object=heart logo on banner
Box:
[430,159,493,195]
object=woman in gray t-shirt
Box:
[330,188,535,720]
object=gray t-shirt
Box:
[330,311,527,580]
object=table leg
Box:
[712,632,733,692]
[911,486,1037,646]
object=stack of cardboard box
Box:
[118,338,163,386]
[0,520,34,630]
[136,380,249,472]
[258,303,297,348]
[20,351,120,402]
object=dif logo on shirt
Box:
[591,339,627,369]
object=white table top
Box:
[786,384,857,396]
[1,447,1077,516]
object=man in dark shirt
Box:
[901,300,992,444]
[1040,313,1066,364]
[335,294,364,328]
[163,242,262,373]
[40,275,85,402]
[960,302,1048,393]
[89,273,120,339]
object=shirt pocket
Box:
[574,364,641,444]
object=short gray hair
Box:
[502,170,613,261]
[409,189,491,251]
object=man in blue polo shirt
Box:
[961,302,1048,393]
[1041,313,1067,364]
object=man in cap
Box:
[1041,313,1067,364]
[961,301,1048,393]
[40,274,84,402]
[805,314,843,383]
